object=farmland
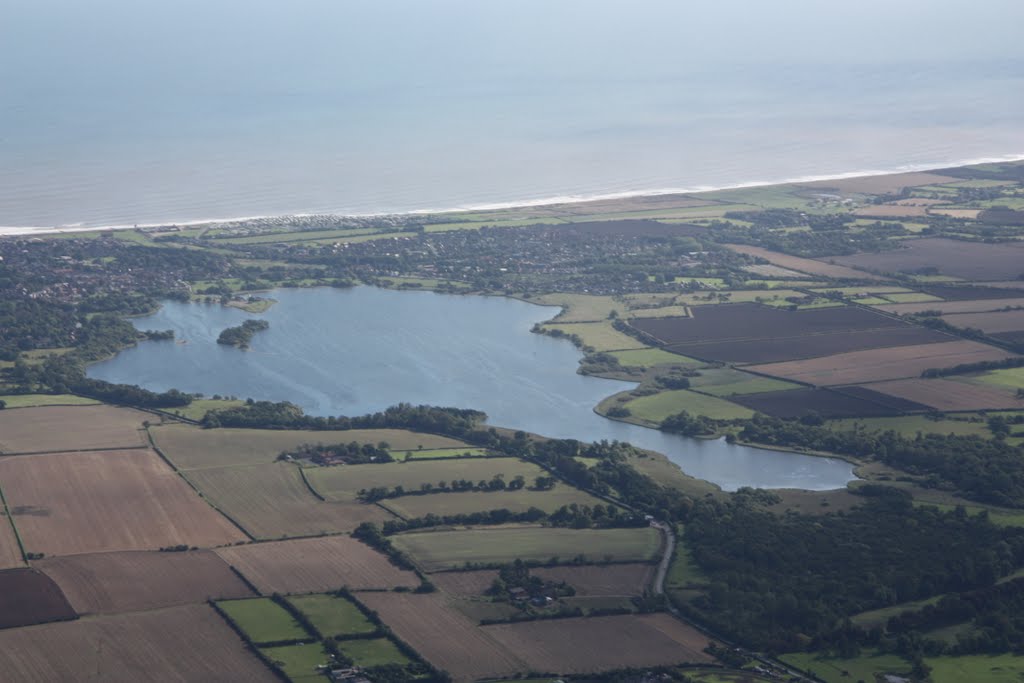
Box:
[260,642,329,683]
[391,526,662,571]
[381,487,605,518]
[962,366,1024,393]
[622,389,754,423]
[218,597,311,644]
[0,514,23,569]
[215,535,419,593]
[305,457,545,502]
[828,237,1024,280]
[942,309,1024,334]
[875,297,1024,315]
[36,550,254,615]
[152,423,470,470]
[354,591,526,682]
[401,447,489,460]
[339,638,413,667]
[0,394,99,409]
[723,244,886,280]
[0,405,147,454]
[610,347,698,367]
[827,415,992,440]
[746,341,1017,386]
[183,462,391,538]
[0,604,277,682]
[287,593,377,637]
[0,568,76,629]
[862,378,1024,412]
[0,450,246,556]
[687,368,801,396]
[481,613,716,672]
[733,387,930,419]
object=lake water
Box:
[88,287,855,491]
[3,1,1024,229]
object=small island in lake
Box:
[216,319,270,349]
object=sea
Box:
[2,0,1023,230]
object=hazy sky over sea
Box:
[2,0,1022,227]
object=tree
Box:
[0,399,5,410]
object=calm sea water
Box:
[2,0,1023,229]
[88,287,855,491]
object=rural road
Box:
[651,521,674,595]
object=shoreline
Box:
[3,152,1023,238]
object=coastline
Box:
[3,152,1022,238]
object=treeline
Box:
[378,503,646,535]
[739,414,1024,508]
[359,474,528,502]
[201,401,487,437]
[216,319,270,348]
[281,441,392,465]
[680,487,1024,653]
[921,355,1024,378]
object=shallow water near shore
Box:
[88,287,855,491]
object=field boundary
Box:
[297,467,326,502]
[0,444,150,458]
[0,483,28,563]
[145,429,257,542]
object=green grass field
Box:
[851,595,943,627]
[306,458,545,503]
[218,597,311,644]
[380,486,604,518]
[687,368,800,397]
[532,293,620,323]
[675,289,804,306]
[391,525,662,571]
[852,296,892,305]
[623,389,754,423]
[0,394,99,408]
[926,654,1024,683]
[541,322,647,352]
[963,367,1024,392]
[665,534,707,590]
[610,348,698,368]
[286,594,377,637]
[338,638,412,668]
[400,447,490,460]
[628,305,691,318]
[260,643,330,682]
[780,651,911,683]
[828,415,992,440]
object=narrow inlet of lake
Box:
[88,286,856,491]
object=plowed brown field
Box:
[37,550,255,615]
[0,450,246,556]
[0,568,76,629]
[943,310,1024,334]
[861,378,1024,412]
[355,591,525,682]
[482,613,715,673]
[215,535,418,594]
[0,603,277,682]
[724,244,887,280]
[0,405,148,454]
[747,341,1017,386]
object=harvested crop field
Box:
[942,310,1024,334]
[305,458,544,502]
[0,450,246,556]
[0,603,277,682]
[482,613,715,673]
[875,297,1024,316]
[381,487,604,518]
[0,405,147,454]
[392,526,661,572]
[746,341,1017,387]
[431,563,655,598]
[629,303,948,363]
[853,203,931,218]
[184,462,391,538]
[36,550,254,615]
[0,516,23,569]
[215,535,418,594]
[732,387,930,419]
[669,326,948,364]
[152,424,469,470]
[724,244,886,280]
[862,378,1024,412]
[354,591,525,682]
[0,568,76,629]
[828,238,1024,280]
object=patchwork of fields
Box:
[828,237,1024,281]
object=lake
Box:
[88,287,856,491]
